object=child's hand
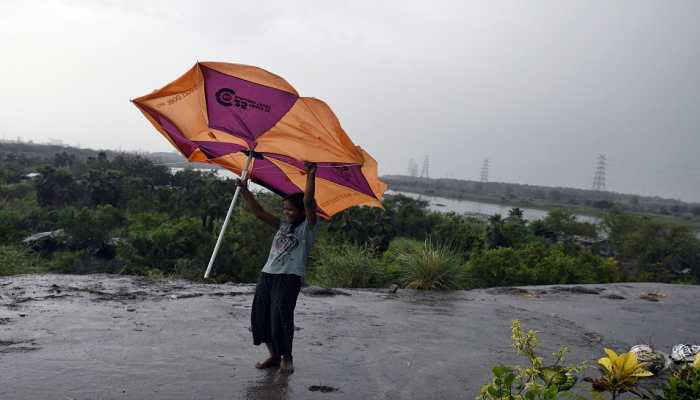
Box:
[304,162,317,175]
[235,178,249,190]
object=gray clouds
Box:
[1,0,699,200]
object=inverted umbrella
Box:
[132,62,386,278]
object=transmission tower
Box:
[480,158,490,182]
[408,158,419,177]
[420,156,430,178]
[592,154,607,191]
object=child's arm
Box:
[304,162,318,227]
[237,179,280,229]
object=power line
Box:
[592,154,607,191]
[420,156,430,178]
[480,158,490,182]
[408,158,418,177]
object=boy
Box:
[237,162,318,374]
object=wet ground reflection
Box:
[245,370,289,400]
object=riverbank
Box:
[2,274,699,399]
[388,184,700,234]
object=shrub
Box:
[603,208,700,282]
[465,247,529,288]
[382,237,424,283]
[0,197,42,242]
[308,240,386,288]
[57,205,124,255]
[117,214,209,275]
[465,242,620,288]
[0,245,46,276]
[45,250,120,274]
[477,320,585,399]
[395,239,463,290]
[430,212,484,258]
[658,364,700,400]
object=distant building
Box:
[21,172,42,180]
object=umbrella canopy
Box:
[132,62,386,217]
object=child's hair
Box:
[283,193,306,214]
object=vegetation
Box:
[478,320,585,400]
[479,321,700,400]
[1,142,699,288]
[384,175,700,229]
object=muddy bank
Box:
[1,274,699,399]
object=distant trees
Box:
[603,207,700,282]
[2,144,700,287]
[36,166,80,207]
[383,175,699,219]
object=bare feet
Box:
[255,356,281,369]
[280,358,294,374]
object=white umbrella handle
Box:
[204,151,254,279]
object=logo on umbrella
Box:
[216,88,236,106]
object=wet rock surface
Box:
[1,274,699,400]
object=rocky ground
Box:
[1,274,699,399]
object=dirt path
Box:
[1,274,698,399]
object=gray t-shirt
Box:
[261,219,318,278]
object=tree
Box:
[35,166,80,207]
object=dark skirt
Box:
[251,272,302,359]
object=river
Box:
[170,167,599,223]
[390,191,600,223]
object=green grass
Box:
[0,245,48,276]
[395,239,464,290]
[308,241,387,288]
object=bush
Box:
[660,365,700,400]
[45,250,120,274]
[430,212,484,258]
[465,247,528,288]
[395,239,464,290]
[0,245,46,276]
[117,214,209,276]
[308,240,386,288]
[57,205,124,255]
[0,197,42,242]
[603,208,700,282]
[465,242,620,288]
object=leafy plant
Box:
[477,320,586,400]
[585,348,653,399]
[652,360,700,400]
[396,239,463,290]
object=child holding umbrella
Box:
[237,162,318,374]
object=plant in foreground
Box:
[648,357,700,400]
[477,320,586,400]
[585,348,653,399]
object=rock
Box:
[583,331,603,344]
[301,286,350,297]
[126,307,136,312]
[388,284,399,294]
[640,292,666,302]
[309,385,339,393]
[551,286,602,295]
[168,293,204,300]
[487,287,530,296]
[602,294,626,300]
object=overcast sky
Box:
[1,0,699,201]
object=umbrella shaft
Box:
[204,152,254,279]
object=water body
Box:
[170,168,597,223]
[393,191,600,224]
